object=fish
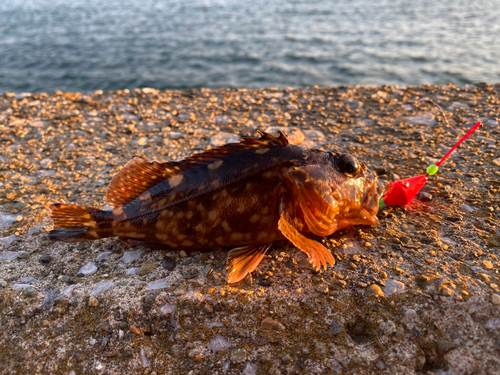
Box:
[49,131,384,283]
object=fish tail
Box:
[48,203,114,242]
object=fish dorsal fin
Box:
[106,157,183,208]
[241,130,289,148]
[106,131,289,208]
[178,130,289,165]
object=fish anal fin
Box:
[226,243,272,283]
[107,157,182,208]
[278,210,335,271]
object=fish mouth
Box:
[360,178,386,224]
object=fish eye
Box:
[335,154,360,176]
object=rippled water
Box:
[0,0,499,93]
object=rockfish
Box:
[49,131,384,283]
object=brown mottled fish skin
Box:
[49,131,384,283]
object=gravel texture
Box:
[1,84,500,374]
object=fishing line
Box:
[415,98,459,134]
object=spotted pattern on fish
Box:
[48,131,384,283]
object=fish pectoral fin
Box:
[278,210,335,271]
[284,166,339,237]
[226,243,272,283]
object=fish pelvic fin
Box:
[48,203,113,242]
[278,210,335,271]
[226,243,272,283]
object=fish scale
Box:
[49,131,384,283]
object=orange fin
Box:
[284,166,339,236]
[293,182,338,236]
[242,130,288,147]
[48,203,111,242]
[106,157,183,208]
[50,203,95,228]
[226,243,272,283]
[179,130,288,165]
[278,210,335,271]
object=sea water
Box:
[0,0,499,92]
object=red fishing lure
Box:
[380,118,486,208]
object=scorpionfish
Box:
[49,131,384,283]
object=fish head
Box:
[325,152,385,229]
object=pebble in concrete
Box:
[261,317,285,330]
[121,251,141,264]
[366,284,385,298]
[491,294,500,305]
[77,262,98,276]
[146,278,167,290]
[158,304,176,317]
[96,252,112,262]
[90,281,113,296]
[486,318,500,331]
[140,263,157,276]
[40,255,52,264]
[230,348,248,363]
[241,362,257,375]
[385,279,406,296]
[125,268,141,275]
[207,335,231,351]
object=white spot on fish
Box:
[168,174,184,188]
[208,160,223,170]
[221,220,231,232]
